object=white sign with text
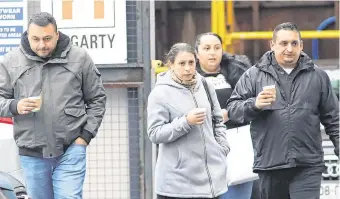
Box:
[41,0,127,64]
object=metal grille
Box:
[127,88,141,199]
[126,1,138,63]
[27,0,40,21]
[84,87,132,199]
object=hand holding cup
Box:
[17,96,42,115]
[186,108,206,125]
[255,85,276,109]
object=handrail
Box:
[312,16,336,59]
[226,30,340,40]
[212,1,340,52]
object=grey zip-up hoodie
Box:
[147,71,229,198]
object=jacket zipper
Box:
[287,103,292,162]
[287,71,303,164]
[42,62,54,156]
[190,89,215,198]
[40,65,44,96]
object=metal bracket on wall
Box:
[97,63,144,86]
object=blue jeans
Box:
[219,181,253,199]
[19,144,87,199]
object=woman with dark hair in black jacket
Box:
[195,33,251,129]
[195,32,253,199]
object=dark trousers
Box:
[157,195,219,199]
[258,166,323,199]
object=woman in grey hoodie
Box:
[147,43,230,199]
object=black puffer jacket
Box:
[227,51,339,172]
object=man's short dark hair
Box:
[28,12,57,32]
[273,22,301,41]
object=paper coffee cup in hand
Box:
[262,85,276,106]
[28,96,42,112]
[194,108,206,114]
[263,85,275,91]
[263,85,276,95]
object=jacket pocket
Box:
[63,108,86,128]
[13,113,46,148]
[64,108,86,118]
[56,107,86,132]
[293,102,321,153]
[294,102,320,130]
[55,107,87,145]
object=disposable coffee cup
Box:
[263,85,276,96]
[194,108,206,114]
[28,96,42,112]
[263,85,276,106]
